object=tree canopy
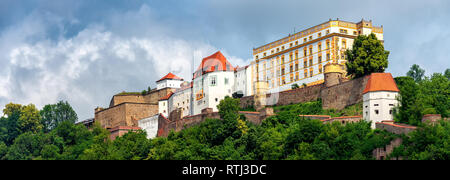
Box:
[407,64,425,83]
[345,33,390,78]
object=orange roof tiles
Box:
[157,72,183,82]
[159,92,174,101]
[193,51,235,79]
[363,73,399,94]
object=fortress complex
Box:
[250,19,383,93]
[91,19,396,139]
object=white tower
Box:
[362,73,400,129]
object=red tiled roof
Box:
[193,51,235,79]
[363,73,399,94]
[157,72,183,82]
[159,92,174,101]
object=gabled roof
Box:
[157,72,183,83]
[363,73,399,94]
[159,92,174,101]
[193,51,235,79]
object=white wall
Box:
[156,79,183,90]
[363,91,399,129]
[193,71,235,115]
[158,100,168,117]
[169,87,192,117]
[138,115,159,139]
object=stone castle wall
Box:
[321,75,369,110]
[375,122,417,135]
[110,88,175,107]
[96,87,174,130]
[95,103,158,129]
[239,75,369,110]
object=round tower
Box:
[324,63,344,87]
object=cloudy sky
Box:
[0,0,449,121]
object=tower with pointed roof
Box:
[362,73,400,129]
[192,51,236,115]
[156,72,184,90]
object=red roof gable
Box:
[193,51,235,79]
[363,73,399,94]
[159,92,174,101]
[157,72,183,82]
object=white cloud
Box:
[0,4,236,121]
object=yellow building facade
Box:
[249,19,384,94]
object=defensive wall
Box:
[95,102,158,129]
[239,75,369,110]
[95,88,174,129]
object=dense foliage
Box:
[0,91,448,160]
[394,66,449,125]
[345,33,390,78]
[390,120,450,160]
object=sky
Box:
[0,0,449,121]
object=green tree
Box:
[40,101,78,133]
[418,73,449,117]
[291,83,299,89]
[394,76,422,125]
[445,68,450,80]
[407,64,425,83]
[345,33,390,78]
[18,104,42,133]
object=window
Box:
[290,64,293,73]
[353,31,357,35]
[318,56,322,63]
[342,40,346,48]
[295,51,299,59]
[281,46,285,50]
[326,30,330,34]
[318,32,322,37]
[224,78,229,85]
[210,76,217,86]
[304,70,308,78]
[290,43,293,47]
[374,104,379,106]
[318,44,322,51]
[309,47,313,55]
[326,53,330,60]
[256,55,259,59]
[304,59,307,68]
[295,41,298,45]
[281,67,285,75]
[389,104,394,106]
[263,52,267,57]
[340,29,348,34]
[215,98,218,102]
[375,110,379,115]
[389,110,393,114]
[277,48,280,52]
[304,38,307,43]
[271,50,274,54]
[290,53,293,61]
[326,41,330,49]
[295,62,299,71]
[319,64,323,73]
[310,68,313,77]
[309,36,312,40]
[309,58,313,67]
